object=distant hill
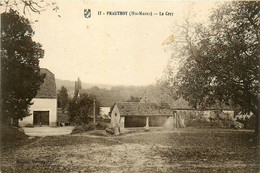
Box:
[80,85,147,107]
[55,78,147,106]
[56,78,115,97]
[56,78,114,90]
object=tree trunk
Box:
[12,118,19,127]
[255,110,260,141]
[251,106,260,141]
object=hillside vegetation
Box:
[56,78,147,107]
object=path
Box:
[23,126,75,136]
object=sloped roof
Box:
[36,68,56,98]
[140,84,233,110]
[140,84,192,109]
[115,102,175,116]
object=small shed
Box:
[110,102,177,133]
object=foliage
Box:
[162,2,259,135]
[74,77,82,98]
[71,122,109,134]
[1,10,45,125]
[79,85,146,107]
[159,7,200,104]
[236,115,256,129]
[0,123,30,152]
[0,0,59,15]
[57,86,69,113]
[126,96,141,102]
[68,93,100,125]
[71,123,96,134]
[178,2,259,111]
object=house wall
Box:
[163,116,175,129]
[198,110,234,121]
[149,116,168,127]
[176,110,234,120]
[120,117,125,133]
[176,109,235,127]
[110,105,125,133]
[176,110,197,122]
[222,110,234,119]
[19,98,57,127]
[110,105,121,128]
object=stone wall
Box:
[176,110,235,127]
[110,105,121,127]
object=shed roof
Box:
[114,102,175,116]
[36,68,56,98]
[140,84,192,110]
[140,85,233,110]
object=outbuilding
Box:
[110,102,177,133]
[19,68,57,127]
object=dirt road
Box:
[1,128,259,172]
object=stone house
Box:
[19,68,57,127]
[110,102,177,133]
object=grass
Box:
[71,122,109,134]
[1,128,259,173]
[0,125,32,152]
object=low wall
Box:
[176,110,235,127]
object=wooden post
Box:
[175,112,178,128]
[93,99,96,129]
[145,117,149,128]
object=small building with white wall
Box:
[19,68,57,127]
[110,102,176,133]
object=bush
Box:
[0,124,29,151]
[96,122,109,130]
[236,115,256,129]
[185,118,215,128]
[71,122,109,134]
[24,123,34,128]
[185,115,233,128]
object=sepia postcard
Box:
[1,0,259,172]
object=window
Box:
[115,113,117,116]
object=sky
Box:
[8,1,219,86]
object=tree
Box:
[74,77,82,98]
[57,86,69,113]
[1,9,45,125]
[159,6,200,104]
[174,2,259,136]
[68,93,100,125]
[1,0,59,15]
[126,96,140,102]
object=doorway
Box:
[33,111,50,126]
